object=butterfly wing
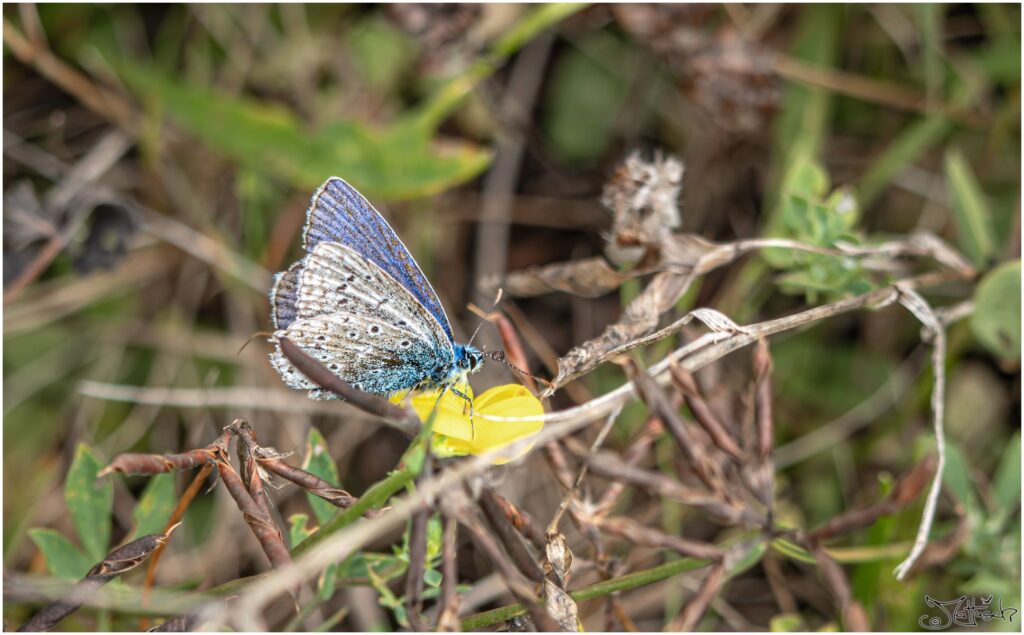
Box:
[269,260,303,329]
[271,242,454,398]
[302,177,455,343]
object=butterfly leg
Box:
[450,386,476,440]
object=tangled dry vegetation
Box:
[12,153,978,632]
[4,3,1019,633]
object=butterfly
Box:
[269,177,485,405]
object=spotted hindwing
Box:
[271,242,455,399]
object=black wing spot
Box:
[346,274,356,282]
[316,335,327,342]
[370,326,380,334]
[347,331,358,339]
[401,340,411,348]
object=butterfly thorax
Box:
[446,343,483,384]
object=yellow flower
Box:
[395,384,544,464]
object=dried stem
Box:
[139,463,214,627]
[444,489,560,632]
[479,489,547,551]
[436,515,461,632]
[18,531,175,632]
[478,487,545,585]
[669,360,745,462]
[404,508,430,631]
[216,459,291,570]
[667,562,725,631]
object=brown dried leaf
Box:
[498,256,634,299]
[543,532,579,631]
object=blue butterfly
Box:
[269,177,484,403]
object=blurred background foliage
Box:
[3,3,1020,631]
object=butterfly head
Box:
[454,343,485,375]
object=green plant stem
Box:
[460,556,709,630]
[290,467,415,559]
[291,415,433,559]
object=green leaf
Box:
[112,61,490,201]
[28,528,93,580]
[302,428,341,526]
[289,513,315,546]
[971,260,1021,363]
[336,552,407,582]
[66,444,113,561]
[423,567,443,588]
[425,514,443,561]
[945,148,997,266]
[132,473,176,539]
[348,17,415,92]
[992,432,1021,512]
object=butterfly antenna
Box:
[485,350,554,391]
[466,288,504,347]
[238,331,277,355]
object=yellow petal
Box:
[406,384,544,464]
[408,385,476,441]
[464,384,545,464]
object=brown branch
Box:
[405,508,430,631]
[140,463,215,628]
[478,488,545,584]
[436,515,461,632]
[669,360,745,462]
[667,562,726,631]
[624,358,725,495]
[479,489,547,552]
[18,531,176,632]
[590,515,724,562]
[752,339,774,462]
[216,459,291,570]
[404,445,434,632]
[442,488,560,632]
[487,311,538,393]
[229,420,277,525]
[565,438,756,527]
[809,545,870,631]
[256,458,359,511]
[595,416,662,514]
[808,455,937,542]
